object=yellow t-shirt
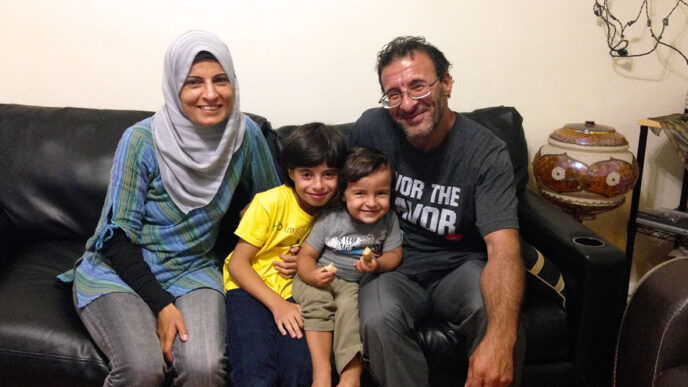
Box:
[223,185,313,299]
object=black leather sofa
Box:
[0,103,627,386]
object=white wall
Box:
[2,0,688,261]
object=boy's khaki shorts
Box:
[293,274,363,373]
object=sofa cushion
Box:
[416,320,468,386]
[0,240,107,386]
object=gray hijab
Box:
[152,30,245,214]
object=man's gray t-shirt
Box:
[348,108,519,282]
[304,208,402,282]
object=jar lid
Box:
[550,121,628,146]
[565,121,616,132]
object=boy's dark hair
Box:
[281,122,348,187]
[376,36,452,92]
[339,147,394,192]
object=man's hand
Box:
[271,299,304,339]
[274,245,299,278]
[157,303,188,363]
[465,332,514,387]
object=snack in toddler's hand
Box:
[324,262,337,272]
[361,247,374,262]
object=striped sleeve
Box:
[107,126,156,244]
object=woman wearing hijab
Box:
[58,30,280,386]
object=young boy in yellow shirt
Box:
[224,123,348,386]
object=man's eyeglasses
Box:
[378,78,439,109]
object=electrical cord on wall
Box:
[593,0,688,65]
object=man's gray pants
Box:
[358,259,526,386]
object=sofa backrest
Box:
[273,106,529,192]
[0,104,152,245]
[0,104,280,253]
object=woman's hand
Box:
[157,303,188,363]
[302,266,336,288]
[274,245,299,279]
[271,299,304,339]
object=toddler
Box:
[293,147,402,387]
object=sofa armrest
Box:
[517,189,627,387]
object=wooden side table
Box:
[626,114,688,291]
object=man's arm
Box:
[466,228,524,387]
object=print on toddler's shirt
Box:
[324,232,387,256]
